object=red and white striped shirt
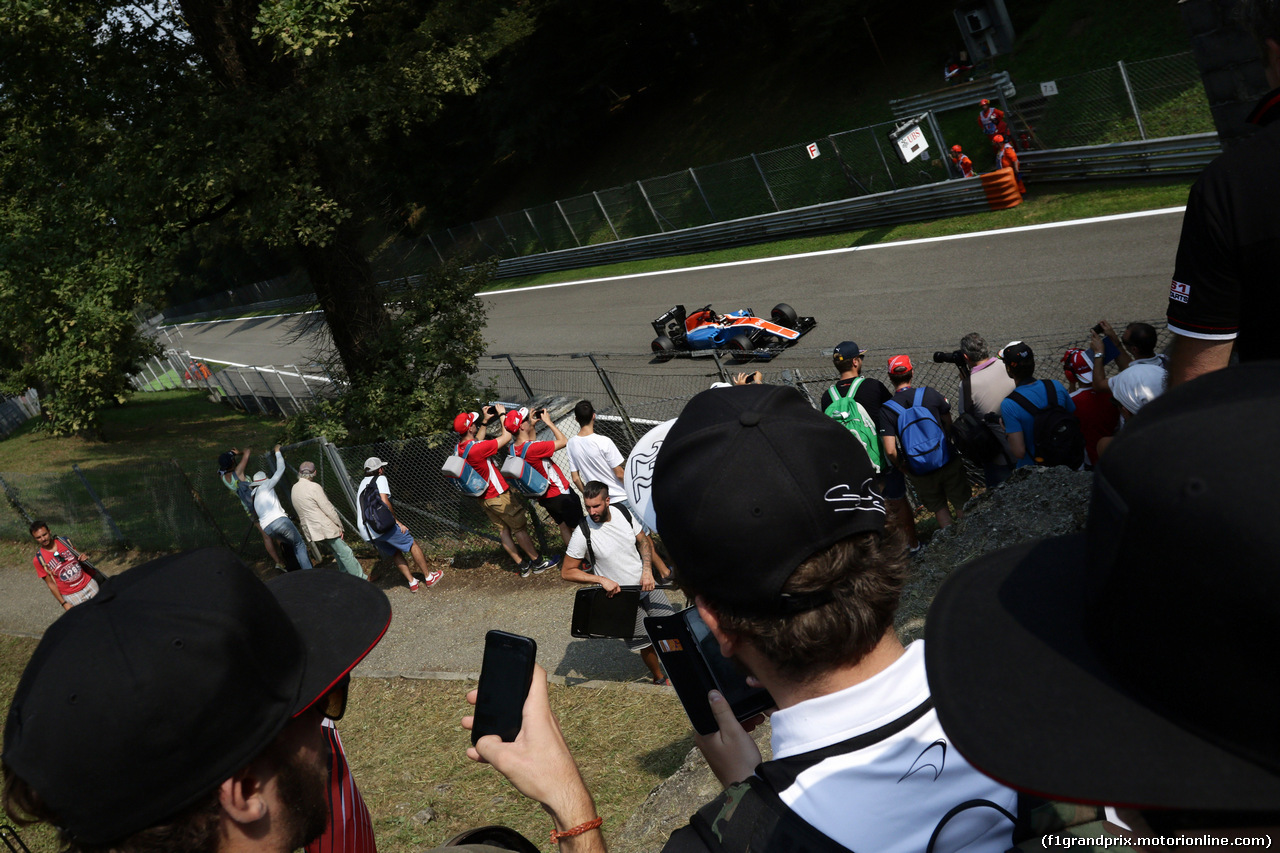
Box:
[307,720,377,853]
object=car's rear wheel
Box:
[651,335,676,362]
[771,302,798,328]
[726,333,754,352]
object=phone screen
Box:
[472,631,537,745]
[686,610,758,707]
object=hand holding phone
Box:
[471,630,537,745]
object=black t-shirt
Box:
[878,385,952,440]
[820,376,893,436]
[1168,88,1280,361]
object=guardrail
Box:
[493,175,997,278]
[1018,133,1221,180]
[889,72,1017,118]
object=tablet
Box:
[570,585,642,639]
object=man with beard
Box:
[2,549,391,853]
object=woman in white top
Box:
[251,446,313,571]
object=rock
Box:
[413,807,437,825]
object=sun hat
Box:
[924,363,1280,810]
[250,470,270,487]
[2,549,391,844]
[1109,363,1166,416]
[653,384,885,616]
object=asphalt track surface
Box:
[164,209,1184,368]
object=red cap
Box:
[993,134,1005,144]
[980,98,990,107]
[453,412,478,434]
[503,409,526,434]
[888,355,913,376]
[951,144,963,153]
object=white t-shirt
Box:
[566,433,626,501]
[252,451,288,527]
[765,641,1017,853]
[565,507,643,584]
[355,474,390,542]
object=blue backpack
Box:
[442,441,489,497]
[884,389,951,475]
[501,442,550,497]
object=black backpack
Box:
[1009,380,1085,469]
[950,410,1003,465]
[359,478,396,537]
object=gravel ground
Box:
[0,545,688,689]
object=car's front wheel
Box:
[771,302,798,328]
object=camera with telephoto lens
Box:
[933,350,967,366]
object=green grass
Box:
[485,177,1193,291]
[0,636,689,853]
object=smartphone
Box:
[471,630,537,745]
[644,608,774,735]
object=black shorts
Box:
[539,492,584,527]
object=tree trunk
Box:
[301,234,392,380]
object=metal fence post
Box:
[636,181,666,233]
[523,209,549,253]
[923,110,954,178]
[1118,60,1147,140]
[554,201,582,247]
[751,153,781,211]
[321,437,360,522]
[492,354,534,399]
[870,130,898,190]
[688,168,717,220]
[710,351,731,384]
[272,368,302,413]
[172,458,233,549]
[827,136,869,195]
[72,464,128,547]
[291,366,319,401]
[593,192,620,241]
[426,233,446,264]
[581,354,639,447]
[238,369,266,414]
[253,367,277,413]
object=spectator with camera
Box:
[505,406,583,552]
[1060,349,1119,468]
[455,406,557,578]
[947,333,1015,488]
[821,340,919,552]
[880,355,971,531]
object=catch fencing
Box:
[84,323,1172,561]
[0,391,40,439]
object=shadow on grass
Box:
[634,732,696,777]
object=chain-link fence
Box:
[1025,53,1212,149]
[94,323,1172,558]
[129,349,335,417]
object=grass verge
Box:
[484,178,1192,292]
[0,638,689,853]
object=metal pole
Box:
[321,437,360,525]
[239,369,267,415]
[272,367,302,414]
[554,201,582,247]
[636,181,666,233]
[291,365,319,401]
[870,129,898,190]
[688,168,717,220]
[493,354,534,399]
[924,110,954,180]
[253,368,278,415]
[493,216,520,257]
[827,136,869,195]
[751,153,781,211]
[72,464,128,547]
[143,361,162,391]
[425,233,446,264]
[1117,60,1147,141]
[710,351,731,384]
[523,209,549,253]
[584,354,639,447]
[593,191,621,241]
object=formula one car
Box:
[650,303,817,361]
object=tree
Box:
[0,0,532,434]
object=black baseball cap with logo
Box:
[653,384,886,616]
[2,549,390,845]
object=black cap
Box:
[217,450,236,473]
[2,549,391,845]
[833,341,867,364]
[998,341,1033,368]
[925,362,1280,810]
[653,384,885,616]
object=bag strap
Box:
[912,387,926,409]
[517,441,532,459]
[1009,388,1041,417]
[687,775,856,853]
[577,517,595,568]
[1041,380,1059,407]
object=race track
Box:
[164,209,1184,367]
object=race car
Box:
[650,303,817,360]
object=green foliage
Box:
[285,262,493,444]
